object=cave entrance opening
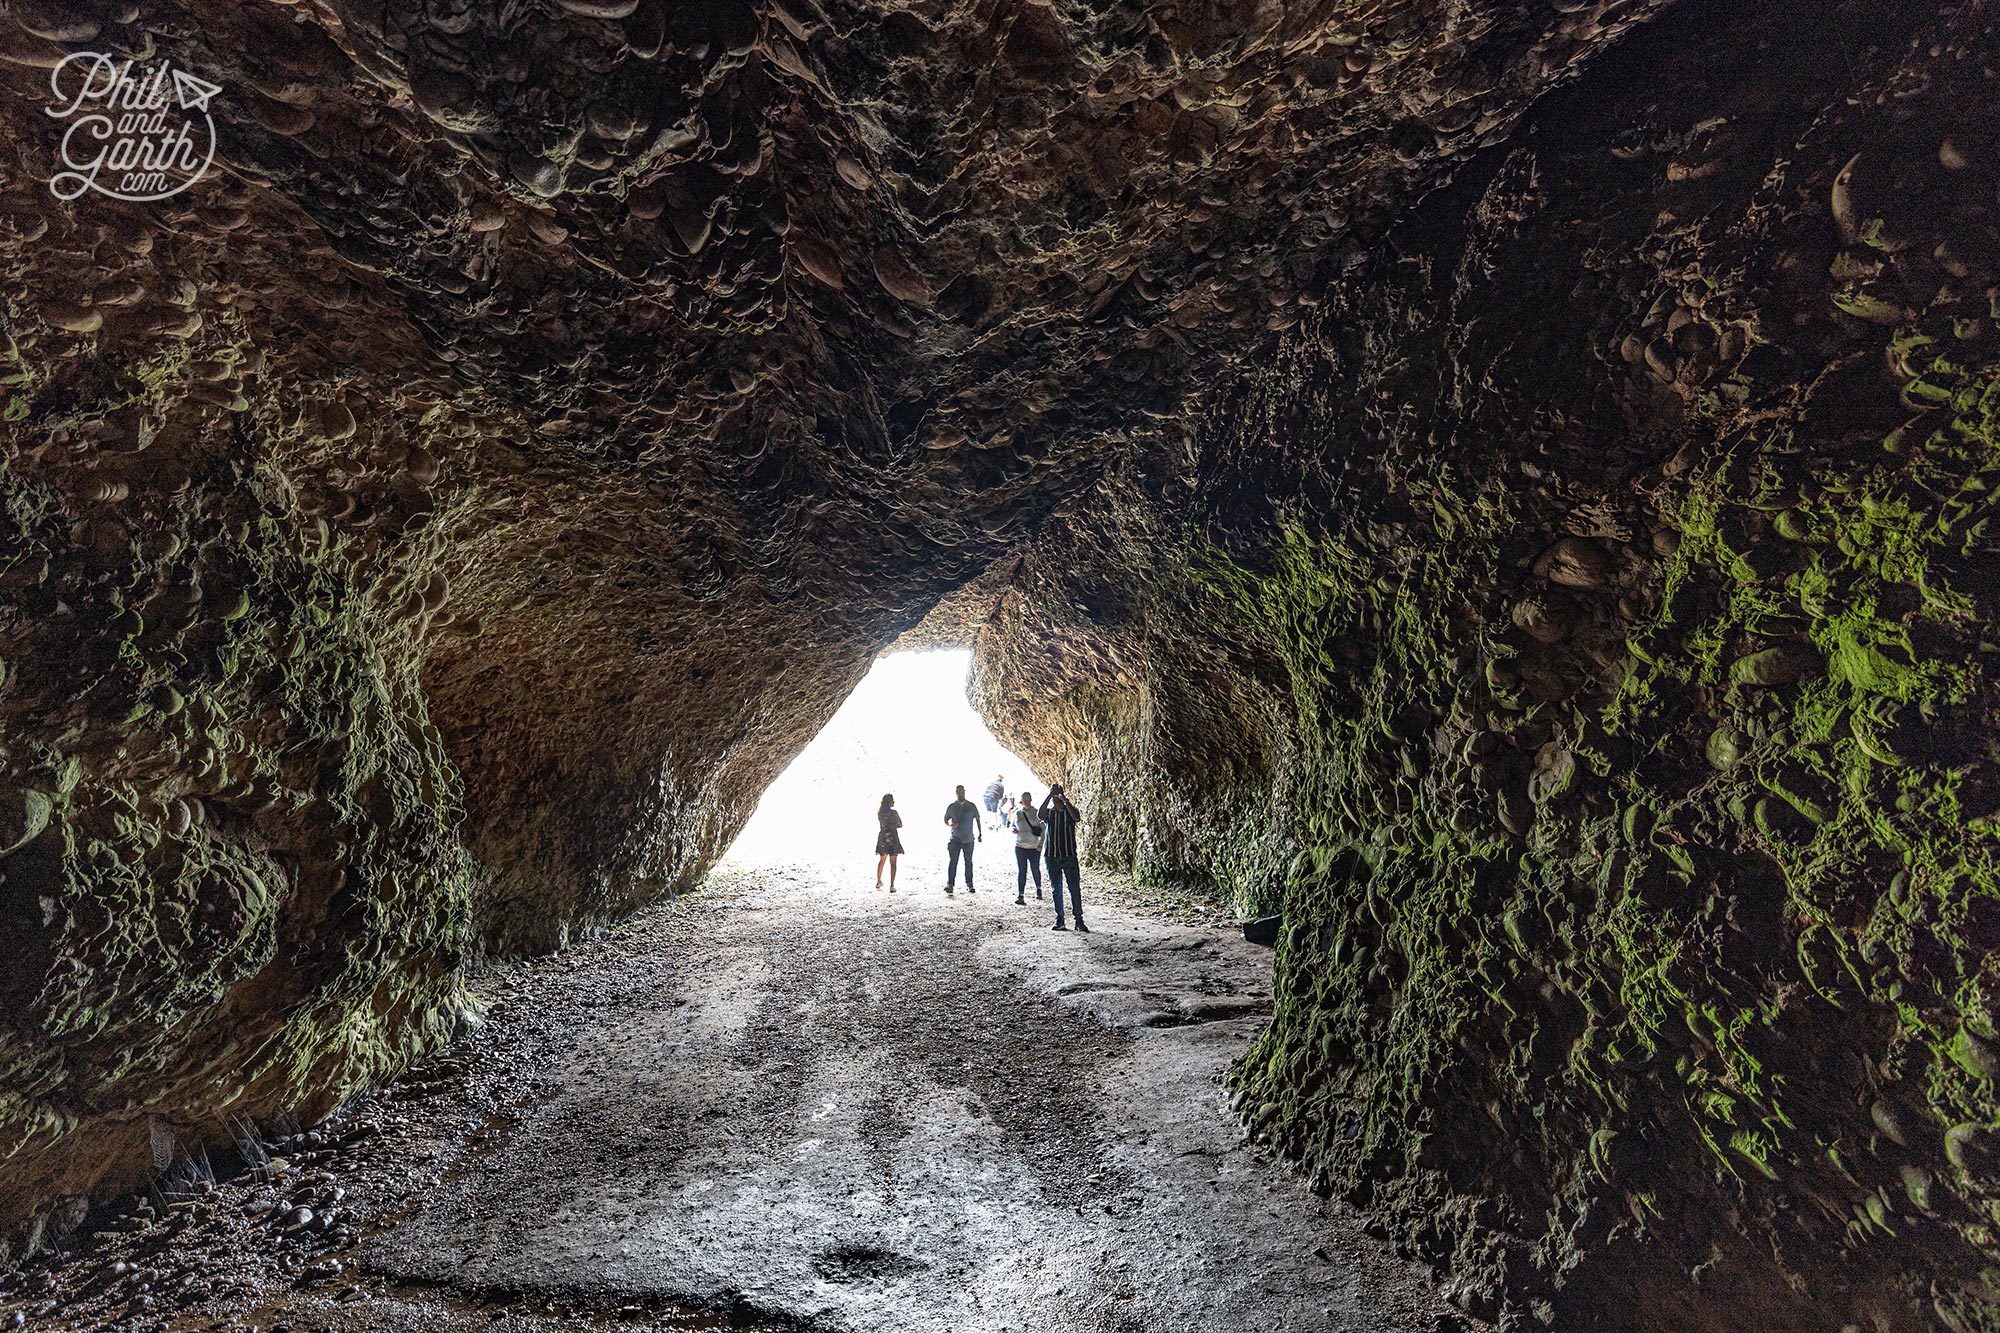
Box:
[724,649,1046,879]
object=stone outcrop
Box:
[972,0,2000,1327]
[0,0,1665,1247]
[4,0,2000,1326]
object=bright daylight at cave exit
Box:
[726,649,1043,873]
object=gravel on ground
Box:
[0,860,1453,1333]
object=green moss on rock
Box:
[977,4,2000,1327]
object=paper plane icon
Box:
[171,68,221,113]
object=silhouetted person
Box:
[1040,785,1085,931]
[982,774,1006,830]
[875,793,904,892]
[1012,789,1045,904]
[944,784,981,896]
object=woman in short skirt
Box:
[875,793,905,891]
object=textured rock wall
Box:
[0,429,478,1259]
[0,170,876,1251]
[0,0,1676,1246]
[10,0,1999,1321]
[974,0,2000,1325]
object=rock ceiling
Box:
[7,0,1671,579]
[0,0,1690,1259]
[1,0,1670,912]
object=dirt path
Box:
[3,863,1452,1333]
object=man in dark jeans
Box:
[944,784,982,896]
[1039,784,1086,932]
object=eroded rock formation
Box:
[2,0,1998,1326]
[972,0,2000,1327]
[0,0,1664,1249]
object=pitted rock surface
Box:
[963,1,2000,1328]
[6,0,2000,1329]
[0,0,1671,1243]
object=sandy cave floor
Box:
[2,861,1455,1333]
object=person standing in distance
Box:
[982,773,1006,831]
[1040,784,1086,932]
[875,793,904,892]
[944,784,982,896]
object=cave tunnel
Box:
[4,0,2000,1329]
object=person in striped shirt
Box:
[1039,784,1086,932]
